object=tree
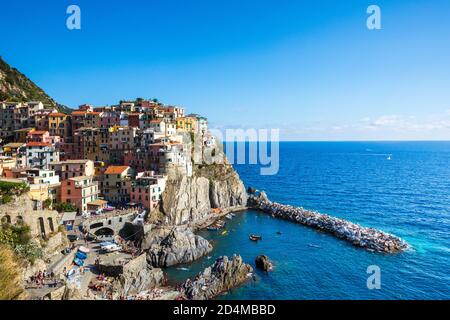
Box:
[43,198,52,209]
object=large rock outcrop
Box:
[154,164,247,226]
[182,255,253,300]
[143,226,212,267]
[255,255,273,272]
[111,254,165,297]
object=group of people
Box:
[87,273,114,299]
[27,270,58,288]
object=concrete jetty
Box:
[248,192,408,253]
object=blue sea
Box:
[167,142,450,299]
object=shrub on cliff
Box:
[43,198,52,209]
[53,202,77,213]
[1,194,13,204]
[0,180,29,197]
[0,246,25,300]
[0,223,31,246]
[0,224,42,263]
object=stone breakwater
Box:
[248,192,408,253]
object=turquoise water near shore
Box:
[167,142,450,299]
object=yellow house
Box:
[48,113,71,138]
[176,116,197,133]
[28,183,50,202]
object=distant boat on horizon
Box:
[387,154,392,160]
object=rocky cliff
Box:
[152,164,247,226]
[182,255,253,300]
[143,226,212,267]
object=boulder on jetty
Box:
[143,226,212,267]
[182,255,253,300]
[248,193,409,253]
[255,255,273,271]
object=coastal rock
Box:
[45,285,66,300]
[182,255,253,300]
[247,187,257,194]
[143,226,212,267]
[111,254,165,297]
[153,163,247,226]
[61,284,83,300]
[255,255,273,271]
[156,175,211,225]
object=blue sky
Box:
[1,0,450,140]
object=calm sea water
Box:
[167,142,450,299]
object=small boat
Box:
[387,154,392,160]
[249,234,262,241]
[308,244,321,249]
[221,230,228,235]
[75,251,87,260]
[207,226,219,231]
[78,246,90,253]
[276,231,282,235]
[176,267,190,271]
[225,214,233,220]
[230,213,236,217]
[73,257,84,266]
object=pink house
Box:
[129,172,166,210]
[60,175,99,213]
[26,130,51,143]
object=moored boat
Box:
[249,234,262,241]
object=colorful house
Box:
[60,175,99,214]
[101,165,134,204]
[129,171,166,210]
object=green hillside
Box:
[0,57,72,114]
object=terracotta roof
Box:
[72,111,101,116]
[28,130,48,135]
[26,142,51,147]
[49,113,68,117]
[104,166,130,174]
[71,111,87,115]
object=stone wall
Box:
[0,194,61,237]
